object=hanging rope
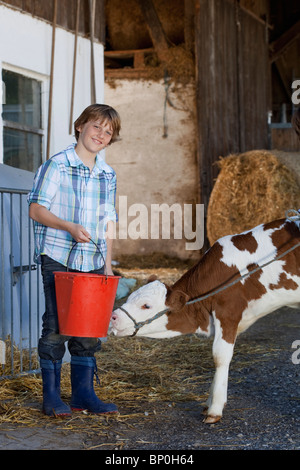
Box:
[162,69,170,138]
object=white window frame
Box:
[0,62,48,170]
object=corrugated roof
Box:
[0,163,34,191]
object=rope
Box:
[186,239,300,306]
[66,239,107,275]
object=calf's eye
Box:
[141,304,151,309]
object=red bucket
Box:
[54,239,120,337]
[54,271,120,337]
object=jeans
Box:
[38,255,104,361]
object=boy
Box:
[28,104,121,417]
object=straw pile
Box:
[0,335,214,443]
[0,265,284,447]
[207,150,300,245]
[0,334,280,446]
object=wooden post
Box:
[184,0,195,54]
[46,0,57,159]
[269,19,300,63]
[137,0,169,63]
[194,0,210,252]
[69,0,80,135]
[235,0,245,153]
[89,0,96,104]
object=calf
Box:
[111,217,300,423]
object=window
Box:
[2,69,43,172]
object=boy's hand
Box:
[29,203,97,244]
[29,204,91,243]
[105,265,114,276]
[68,222,91,243]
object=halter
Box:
[118,306,169,337]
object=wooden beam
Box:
[274,57,293,100]
[98,0,106,44]
[184,0,195,53]
[270,19,300,63]
[89,0,96,103]
[136,0,169,62]
[225,0,273,29]
[104,48,154,59]
[69,0,80,135]
[47,0,57,160]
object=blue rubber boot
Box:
[70,357,118,414]
[40,359,71,417]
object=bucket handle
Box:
[66,238,107,277]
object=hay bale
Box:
[207,150,300,245]
[272,150,300,186]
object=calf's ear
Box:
[166,288,189,310]
[147,274,158,283]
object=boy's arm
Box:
[29,203,91,243]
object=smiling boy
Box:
[27,104,121,417]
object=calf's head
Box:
[110,280,189,338]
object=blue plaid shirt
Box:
[27,144,117,271]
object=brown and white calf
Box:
[111,217,300,423]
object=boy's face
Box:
[76,119,113,155]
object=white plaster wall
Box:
[104,79,200,260]
[0,5,104,162]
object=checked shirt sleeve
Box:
[27,159,61,209]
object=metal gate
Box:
[0,187,44,378]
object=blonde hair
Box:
[74,104,121,143]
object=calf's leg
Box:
[204,319,236,424]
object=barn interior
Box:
[102,0,300,259]
[1,0,300,260]
[0,1,300,450]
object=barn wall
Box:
[196,0,239,213]
[1,0,105,43]
[103,0,272,259]
[104,79,200,261]
[0,4,105,163]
